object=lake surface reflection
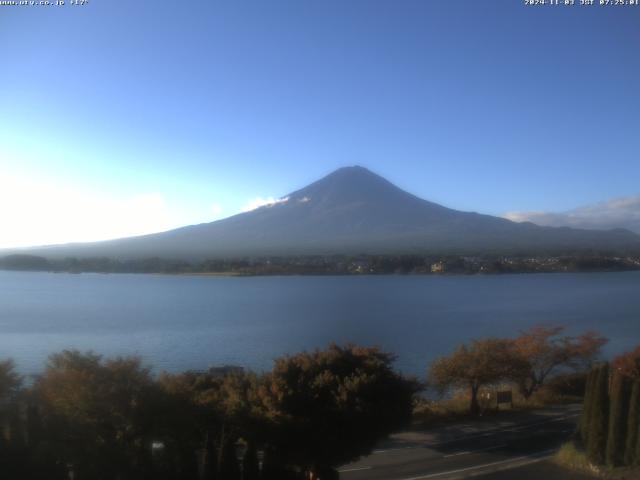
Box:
[1,270,638,377]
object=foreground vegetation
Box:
[0,345,418,480]
[428,326,606,415]
[576,347,640,467]
[553,443,602,476]
[0,325,616,479]
[550,346,640,478]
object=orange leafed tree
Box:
[513,325,607,399]
[612,346,640,379]
[429,338,529,415]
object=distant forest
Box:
[0,253,639,275]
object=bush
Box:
[554,442,601,476]
[546,372,589,398]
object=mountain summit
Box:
[16,167,640,259]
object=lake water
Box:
[0,270,639,378]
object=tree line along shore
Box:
[1,253,640,275]
[1,325,634,480]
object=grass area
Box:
[411,393,532,428]
[412,395,471,427]
[552,442,640,479]
[412,382,582,429]
[553,442,601,477]
[513,387,583,408]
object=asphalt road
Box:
[338,405,591,480]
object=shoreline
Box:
[1,267,639,277]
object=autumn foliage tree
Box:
[613,346,640,379]
[512,326,607,400]
[260,344,419,479]
[155,345,418,480]
[157,368,266,480]
[0,359,24,478]
[0,359,22,400]
[33,351,160,480]
[429,338,529,415]
[154,370,218,479]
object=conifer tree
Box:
[636,414,640,466]
[580,368,597,443]
[626,380,640,466]
[587,363,609,465]
[606,372,631,466]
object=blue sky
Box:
[1,1,639,247]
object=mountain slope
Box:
[10,166,640,259]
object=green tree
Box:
[612,345,640,466]
[636,407,640,467]
[625,380,640,466]
[579,368,597,443]
[260,344,419,478]
[429,338,529,415]
[587,363,610,465]
[606,372,631,466]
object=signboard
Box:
[496,390,513,407]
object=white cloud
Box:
[504,195,640,234]
[241,196,289,212]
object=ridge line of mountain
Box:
[2,166,639,260]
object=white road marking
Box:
[342,412,577,476]
[373,446,417,454]
[338,466,372,473]
[442,444,507,458]
[430,413,579,447]
[371,414,574,456]
[444,451,471,457]
[397,449,555,480]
